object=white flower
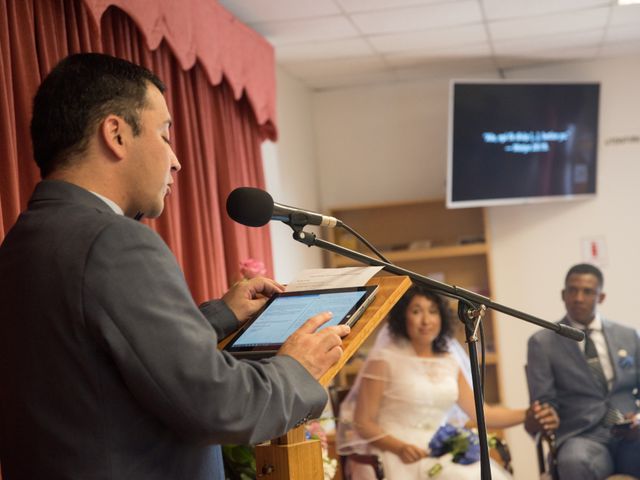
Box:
[322,449,338,480]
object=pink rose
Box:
[239,258,266,279]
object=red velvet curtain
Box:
[0,0,274,303]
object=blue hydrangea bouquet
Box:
[427,423,494,477]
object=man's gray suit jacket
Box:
[0,180,326,479]
[527,317,640,447]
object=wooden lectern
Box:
[253,275,411,479]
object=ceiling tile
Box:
[369,23,487,53]
[604,23,640,42]
[496,44,599,62]
[384,42,492,65]
[218,0,340,23]
[283,56,389,78]
[599,40,640,57]
[495,57,549,70]
[251,16,360,46]
[488,7,609,41]
[220,0,637,90]
[531,45,599,59]
[350,1,483,35]
[335,0,455,13]
[493,29,603,56]
[390,58,499,79]
[276,38,375,62]
[609,3,640,27]
[302,70,399,90]
[482,0,610,21]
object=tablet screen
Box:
[224,285,377,357]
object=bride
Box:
[336,284,557,480]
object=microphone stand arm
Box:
[291,228,583,480]
[290,229,583,341]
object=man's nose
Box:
[171,152,181,172]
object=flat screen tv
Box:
[447,81,600,208]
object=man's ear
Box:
[101,115,127,160]
[598,292,606,304]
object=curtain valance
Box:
[83,0,277,139]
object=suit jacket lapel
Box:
[601,319,619,386]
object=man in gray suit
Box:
[0,53,349,479]
[527,264,640,479]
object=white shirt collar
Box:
[90,191,124,216]
[567,311,602,332]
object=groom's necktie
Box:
[584,329,627,427]
[584,328,608,394]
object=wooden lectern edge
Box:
[318,275,412,386]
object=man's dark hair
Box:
[30,53,165,177]
[565,263,604,288]
[387,284,454,353]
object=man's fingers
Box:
[325,345,343,364]
[244,277,284,297]
[316,330,342,350]
[297,312,334,333]
[320,324,351,339]
[335,324,351,337]
[277,313,352,380]
[249,296,270,310]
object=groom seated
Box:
[526,264,640,480]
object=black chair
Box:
[328,384,385,480]
[524,364,559,479]
[535,431,558,480]
[491,435,514,474]
[462,419,513,474]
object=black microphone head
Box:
[226,187,274,227]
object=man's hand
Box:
[277,312,350,380]
[611,412,640,440]
[222,277,283,323]
[525,401,559,436]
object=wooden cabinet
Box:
[324,198,502,404]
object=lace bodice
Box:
[365,343,459,432]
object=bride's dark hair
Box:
[387,284,453,353]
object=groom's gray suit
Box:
[527,317,640,447]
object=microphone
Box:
[226,187,341,228]
[556,323,586,342]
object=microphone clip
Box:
[286,212,316,231]
[291,229,317,245]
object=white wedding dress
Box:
[338,337,511,480]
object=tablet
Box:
[224,285,378,359]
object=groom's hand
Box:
[612,412,640,441]
[525,401,559,436]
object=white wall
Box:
[262,67,324,284]
[269,55,640,479]
[312,78,460,206]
